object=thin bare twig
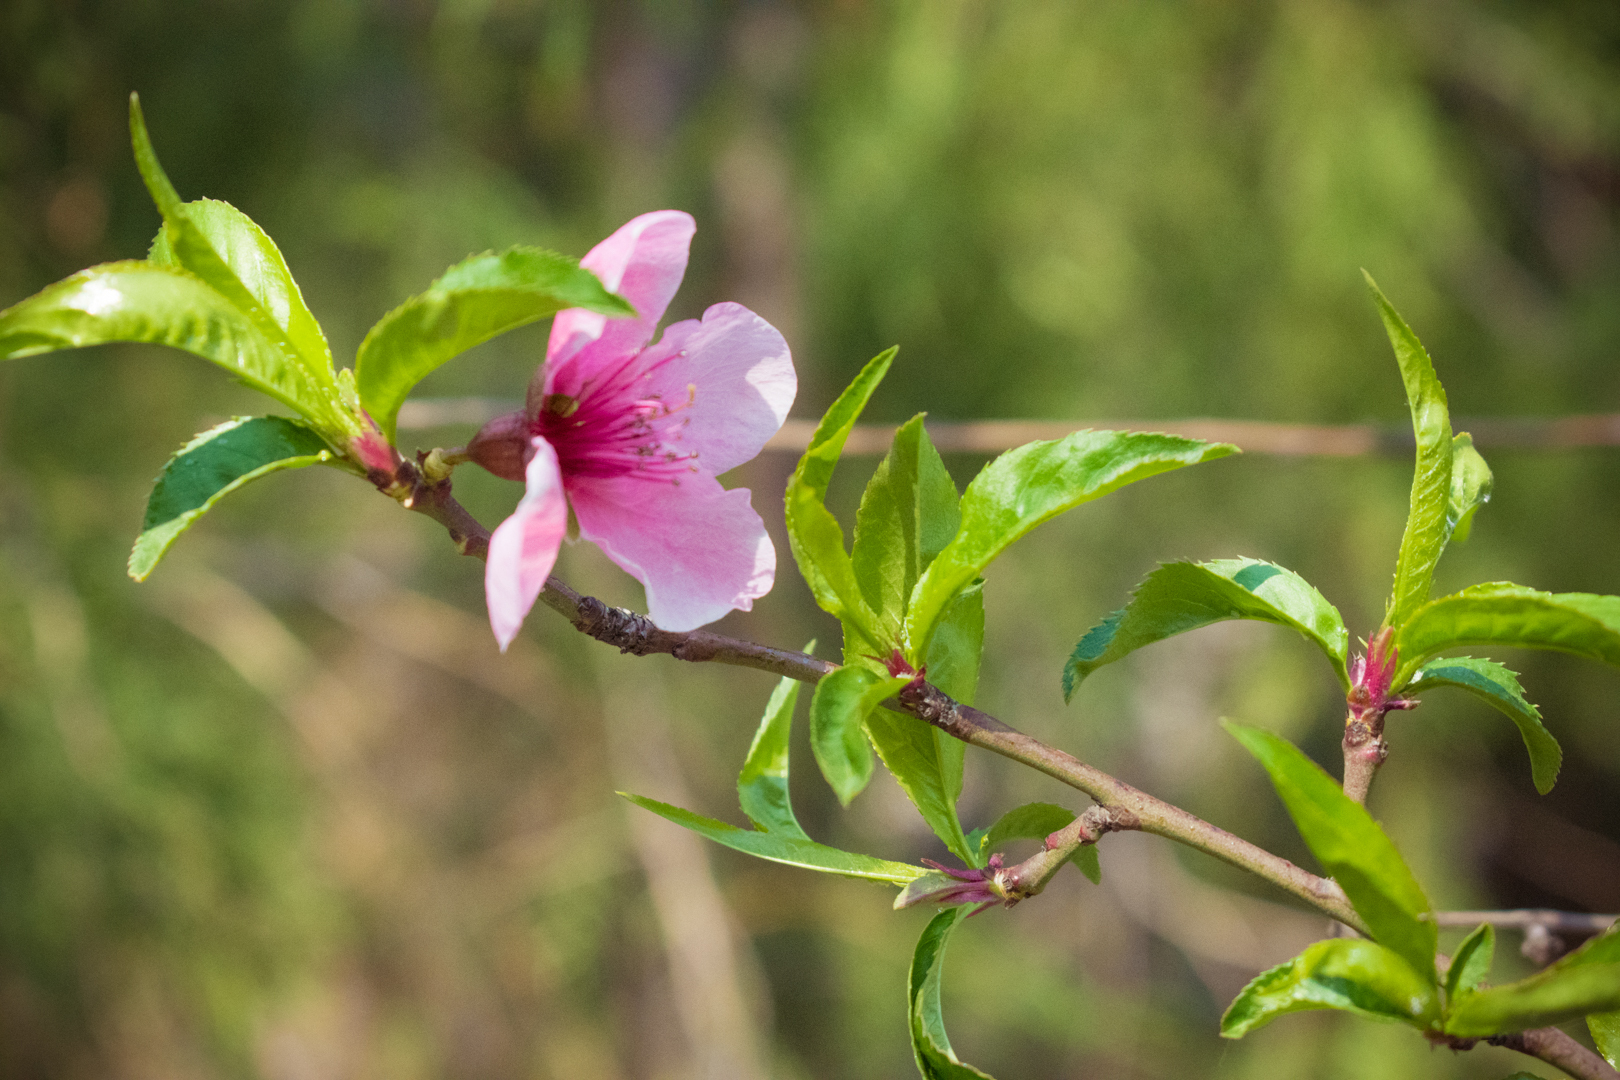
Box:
[1430,910,1618,933]
[395,398,1620,457]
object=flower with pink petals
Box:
[467,211,796,649]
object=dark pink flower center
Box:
[534,349,696,484]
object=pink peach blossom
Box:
[470,211,795,649]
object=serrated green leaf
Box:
[1225,722,1437,979]
[737,658,811,838]
[810,666,908,806]
[355,246,632,442]
[1445,923,1495,1002]
[1446,927,1620,1037]
[129,417,334,580]
[619,793,924,885]
[1589,1009,1620,1069]
[905,431,1235,658]
[0,262,337,424]
[851,414,961,649]
[1445,964,1620,1037]
[148,199,334,380]
[785,349,893,645]
[909,909,997,1079]
[1221,938,1440,1037]
[979,802,1101,883]
[1064,558,1349,702]
[1395,583,1620,686]
[130,95,353,435]
[1447,433,1492,545]
[1366,273,1453,631]
[1407,657,1561,794]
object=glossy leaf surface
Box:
[906,430,1234,657]
[1590,1010,1620,1069]
[1446,927,1620,1037]
[737,665,810,838]
[1396,583,1620,686]
[909,909,996,1079]
[810,666,907,806]
[620,793,924,885]
[1445,923,1495,1002]
[1221,937,1440,1037]
[1447,433,1492,545]
[1064,558,1349,701]
[148,199,334,381]
[1367,273,1453,631]
[0,262,332,423]
[356,246,632,441]
[851,414,961,647]
[130,417,334,580]
[131,96,353,435]
[1407,657,1560,794]
[784,349,893,644]
[1226,723,1436,979]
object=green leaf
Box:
[925,581,985,705]
[130,95,353,436]
[1063,558,1349,702]
[737,659,811,838]
[1589,1010,1620,1069]
[860,585,982,864]
[851,414,962,648]
[905,430,1235,657]
[979,802,1101,883]
[129,417,335,581]
[1220,938,1441,1037]
[1395,583,1620,686]
[1445,923,1495,1002]
[1366,273,1454,631]
[784,349,894,645]
[810,666,908,806]
[866,705,976,864]
[355,246,632,442]
[1225,722,1437,979]
[1446,927,1620,1037]
[0,262,338,425]
[148,199,334,382]
[909,909,997,1079]
[619,793,925,885]
[1445,965,1620,1036]
[1406,657,1561,794]
[1447,433,1492,545]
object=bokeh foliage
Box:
[3,0,1620,1076]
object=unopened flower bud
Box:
[467,410,532,481]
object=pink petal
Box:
[485,438,568,651]
[545,211,696,393]
[568,472,775,632]
[634,302,796,476]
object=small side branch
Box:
[408,486,1361,926]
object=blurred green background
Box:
[3,1,1620,1076]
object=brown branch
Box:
[1431,910,1618,933]
[1488,1028,1620,1080]
[394,481,1361,927]
[395,398,1620,457]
